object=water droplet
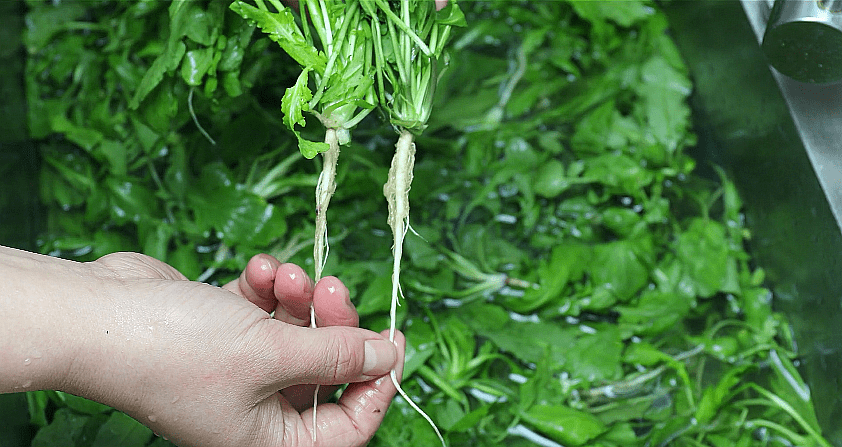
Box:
[31,349,42,359]
[148,415,157,423]
[171,395,180,404]
[23,358,31,366]
[22,380,32,388]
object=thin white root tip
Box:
[391,371,446,447]
[311,304,319,443]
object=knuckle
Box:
[326,331,361,382]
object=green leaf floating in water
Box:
[520,403,608,446]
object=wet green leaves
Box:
[231,0,381,156]
[21,1,830,447]
[27,0,302,271]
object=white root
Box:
[311,128,341,441]
[314,128,340,286]
[384,129,446,447]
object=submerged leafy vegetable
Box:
[15,1,833,447]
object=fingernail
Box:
[363,339,397,376]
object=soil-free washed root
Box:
[384,129,446,447]
[310,128,341,441]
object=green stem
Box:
[373,0,432,56]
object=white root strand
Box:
[314,128,340,285]
[384,129,446,447]
[384,130,415,342]
[311,128,340,442]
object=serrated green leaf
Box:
[280,68,329,157]
[296,134,330,159]
[281,68,312,131]
[130,41,186,109]
[229,1,325,71]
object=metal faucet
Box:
[762,0,842,83]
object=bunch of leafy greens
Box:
[17,1,832,447]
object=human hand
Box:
[220,253,369,411]
[61,252,403,447]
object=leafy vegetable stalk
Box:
[365,1,465,445]
[231,0,377,278]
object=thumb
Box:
[271,325,399,386]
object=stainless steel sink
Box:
[664,2,842,444]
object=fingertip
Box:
[313,276,358,328]
[227,254,280,314]
[274,263,312,297]
[273,263,314,324]
[245,254,280,291]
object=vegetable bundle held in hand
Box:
[231,0,464,444]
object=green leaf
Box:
[31,408,89,447]
[189,163,287,247]
[569,0,653,28]
[768,349,822,433]
[520,404,607,446]
[281,68,329,158]
[435,2,467,27]
[565,326,623,383]
[675,218,730,298]
[447,405,490,432]
[169,243,201,280]
[504,242,590,313]
[618,288,691,336]
[228,1,326,71]
[694,364,751,425]
[106,177,160,224]
[355,274,392,317]
[636,57,692,153]
[582,153,654,194]
[402,318,437,378]
[180,48,215,86]
[48,113,104,152]
[26,391,50,427]
[129,41,186,109]
[169,2,218,46]
[282,68,312,130]
[22,2,87,52]
[297,134,330,159]
[533,159,567,198]
[462,303,575,369]
[590,239,650,304]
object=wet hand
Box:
[64,252,404,447]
